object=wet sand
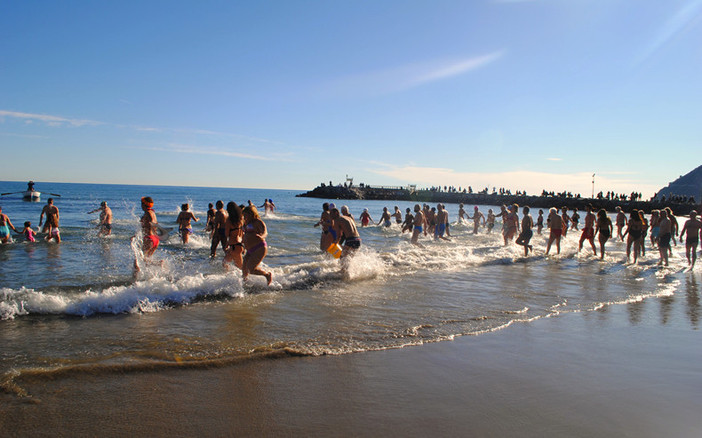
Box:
[3,292,701,437]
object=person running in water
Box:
[242,205,272,284]
[210,200,228,258]
[469,206,485,235]
[615,206,627,241]
[594,209,613,260]
[176,203,199,244]
[39,198,61,243]
[546,207,565,255]
[88,201,113,236]
[223,202,244,271]
[134,196,159,272]
[578,204,597,255]
[679,211,702,269]
[515,206,534,256]
[0,206,17,244]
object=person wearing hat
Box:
[88,201,113,236]
[679,211,702,268]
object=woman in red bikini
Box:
[134,196,159,272]
[242,205,272,285]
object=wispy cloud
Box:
[635,0,702,66]
[546,157,562,161]
[0,110,102,127]
[322,51,504,97]
[131,143,294,162]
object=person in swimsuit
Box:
[330,207,362,275]
[434,204,450,241]
[560,207,571,238]
[666,207,679,254]
[20,221,36,242]
[242,205,272,284]
[411,204,425,247]
[469,206,485,235]
[379,207,392,227]
[623,210,643,263]
[503,204,519,245]
[678,211,702,268]
[314,202,335,251]
[210,200,228,258]
[176,203,199,244]
[515,206,534,256]
[486,209,496,233]
[359,209,374,227]
[594,209,613,260]
[205,203,216,235]
[458,204,468,224]
[536,209,544,235]
[546,207,565,255]
[39,198,61,243]
[0,206,17,244]
[392,206,403,224]
[657,209,672,266]
[615,206,627,241]
[223,202,244,271]
[578,204,597,255]
[401,208,414,233]
[88,201,113,236]
[134,196,159,272]
[570,208,580,231]
[649,210,660,249]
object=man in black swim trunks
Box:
[657,209,672,266]
[330,207,361,257]
[210,200,228,258]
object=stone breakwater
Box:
[297,185,699,215]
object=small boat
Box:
[23,190,41,201]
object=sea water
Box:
[0,181,697,394]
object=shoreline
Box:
[2,284,700,437]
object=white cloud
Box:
[131,143,293,162]
[0,110,102,127]
[635,0,702,66]
[546,157,562,161]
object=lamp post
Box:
[591,173,595,199]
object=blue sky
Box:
[1,0,700,197]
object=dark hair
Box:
[226,202,243,227]
[216,200,224,209]
[181,203,189,211]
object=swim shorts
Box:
[143,234,160,249]
[659,233,671,248]
[0,225,9,238]
[580,227,594,241]
[344,236,361,249]
[550,228,562,238]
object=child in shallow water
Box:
[21,221,37,242]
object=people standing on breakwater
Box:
[134,196,159,272]
[546,207,565,255]
[242,205,272,284]
[623,210,644,264]
[222,202,244,271]
[359,208,374,227]
[536,210,544,234]
[657,209,672,266]
[469,206,485,235]
[0,206,17,244]
[88,201,113,236]
[205,203,215,235]
[411,204,425,246]
[595,209,613,260]
[515,206,534,256]
[679,211,702,268]
[379,207,392,227]
[39,198,60,243]
[314,202,335,251]
[401,208,414,233]
[393,206,403,224]
[578,204,597,255]
[176,203,199,244]
[615,207,627,241]
[210,200,228,258]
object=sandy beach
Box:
[3,279,701,438]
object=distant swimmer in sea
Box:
[242,205,272,285]
[359,208,374,227]
[330,207,361,273]
[379,207,392,227]
[134,196,159,272]
[176,203,199,244]
[401,208,414,233]
[411,204,425,247]
[210,201,228,258]
[259,199,275,215]
[578,204,597,256]
[536,209,544,235]
[515,206,534,256]
[393,206,403,224]
[0,206,17,244]
[39,198,60,243]
[314,202,335,251]
[20,221,36,242]
[615,206,627,241]
[88,201,113,236]
[678,211,701,268]
[205,203,215,235]
[469,206,485,235]
[486,209,496,234]
[623,210,643,264]
[222,202,244,271]
[545,207,565,255]
[434,204,450,241]
[657,209,672,266]
[594,209,613,260]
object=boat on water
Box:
[23,190,41,201]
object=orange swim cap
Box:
[141,197,154,208]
